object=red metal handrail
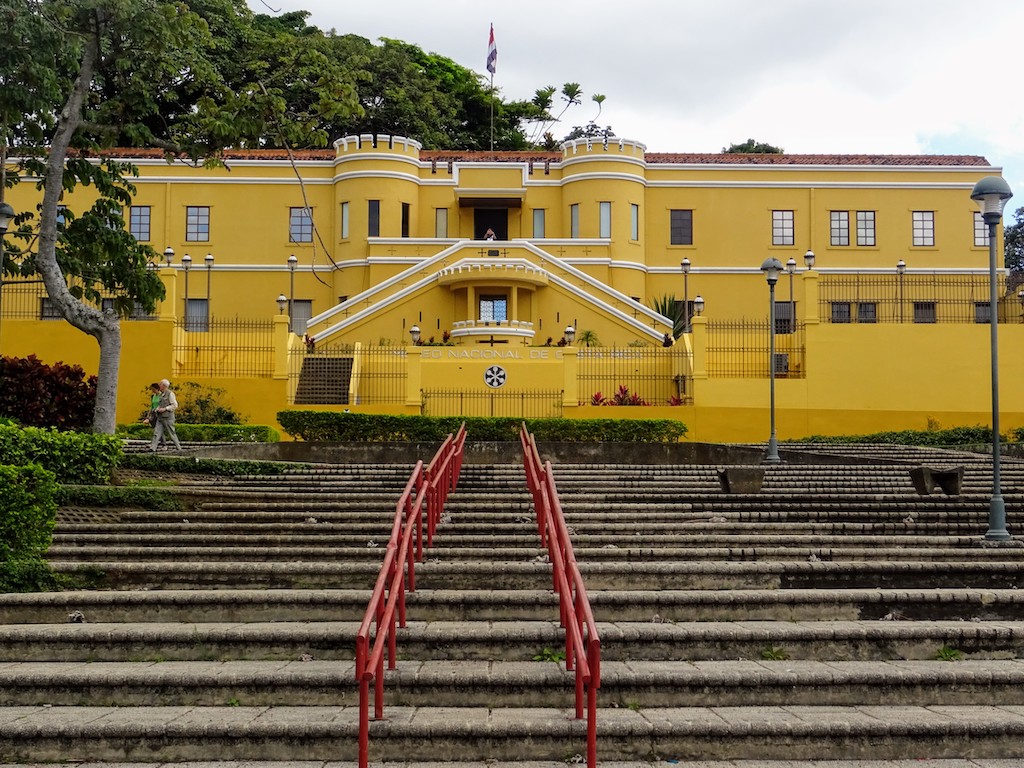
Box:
[355,423,467,768]
[519,424,601,767]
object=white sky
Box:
[253,0,1024,219]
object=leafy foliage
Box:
[0,424,121,484]
[1004,206,1024,272]
[792,426,994,446]
[650,295,684,339]
[118,453,299,476]
[722,138,784,153]
[277,411,687,443]
[0,463,58,562]
[169,382,244,425]
[57,484,180,511]
[118,423,279,442]
[0,355,97,430]
[591,385,650,406]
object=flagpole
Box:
[486,23,497,151]
[489,72,495,151]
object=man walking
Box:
[150,379,182,451]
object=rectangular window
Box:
[479,295,507,322]
[532,209,545,238]
[101,298,153,320]
[974,212,990,247]
[975,301,992,324]
[856,210,876,246]
[772,210,794,246]
[290,299,313,335]
[630,203,639,241]
[774,301,794,334]
[913,301,937,324]
[912,211,935,246]
[185,206,210,242]
[289,207,313,243]
[670,209,693,245]
[599,201,611,238]
[401,202,410,238]
[129,206,151,242]
[830,301,852,324]
[40,298,62,320]
[857,302,877,324]
[368,200,380,238]
[570,204,580,238]
[434,208,448,238]
[830,210,850,246]
[185,298,209,332]
[340,202,350,239]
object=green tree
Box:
[723,138,784,154]
[1004,206,1024,273]
[1,0,358,433]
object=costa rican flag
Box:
[486,24,497,74]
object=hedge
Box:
[0,425,121,484]
[118,453,301,476]
[117,423,280,443]
[0,464,58,562]
[792,426,994,446]
[277,411,687,443]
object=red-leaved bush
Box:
[0,355,97,431]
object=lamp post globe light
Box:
[204,253,214,318]
[163,246,174,266]
[971,175,1014,542]
[760,257,784,464]
[680,258,691,333]
[786,257,797,332]
[181,253,192,326]
[409,325,421,344]
[277,294,287,314]
[803,249,815,269]
[693,294,704,316]
[287,254,298,332]
[564,325,575,345]
[896,259,906,323]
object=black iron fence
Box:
[818,273,1024,324]
[576,347,693,405]
[422,389,563,417]
[174,318,276,378]
[289,344,408,405]
[706,320,806,379]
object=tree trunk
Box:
[36,20,122,434]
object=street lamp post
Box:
[181,254,192,327]
[0,202,15,351]
[563,325,575,345]
[693,295,704,317]
[277,294,287,314]
[760,257,784,464]
[971,176,1014,542]
[163,246,174,267]
[409,325,421,345]
[786,257,796,333]
[680,258,691,333]
[896,260,906,323]
[804,249,815,270]
[204,253,214,319]
[287,254,298,332]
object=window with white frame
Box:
[186,206,210,242]
[974,212,990,247]
[434,208,448,238]
[340,202,350,239]
[401,202,410,238]
[599,202,611,238]
[772,210,794,246]
[912,211,934,246]
[289,207,313,243]
[368,200,380,237]
[856,210,876,246]
[630,203,639,241]
[532,209,545,238]
[478,295,507,322]
[830,211,850,246]
[570,204,579,238]
[129,206,151,242]
[670,210,693,245]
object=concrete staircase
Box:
[1,450,1024,766]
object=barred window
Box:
[186,206,210,242]
[974,212,990,247]
[129,206,151,242]
[830,211,849,246]
[772,210,794,246]
[913,301,936,324]
[912,211,934,247]
[670,210,693,245]
[830,302,851,324]
[479,295,507,321]
[857,302,877,324]
[975,301,992,324]
[289,207,313,243]
[856,211,876,246]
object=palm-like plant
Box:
[650,294,683,339]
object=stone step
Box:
[3,659,1023,708]
[1,618,1021,662]
[3,704,1024,762]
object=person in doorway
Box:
[150,379,182,451]
[483,227,497,240]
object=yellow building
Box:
[2,134,1022,441]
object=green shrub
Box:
[172,382,244,424]
[792,426,994,447]
[118,453,299,476]
[117,423,280,442]
[57,484,181,511]
[276,411,687,443]
[0,463,58,562]
[1011,426,1024,443]
[0,425,121,484]
[0,355,97,431]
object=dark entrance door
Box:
[474,208,508,240]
